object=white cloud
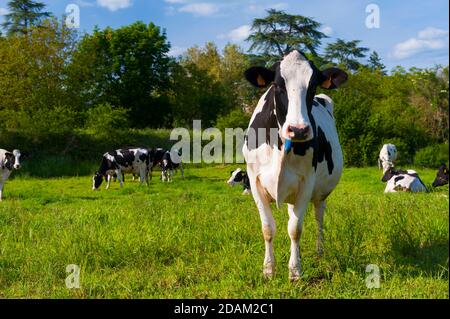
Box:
[0,7,9,15]
[320,26,333,37]
[418,27,449,40]
[97,0,132,12]
[219,25,251,42]
[393,27,449,59]
[179,3,220,16]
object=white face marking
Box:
[227,168,242,186]
[12,150,21,169]
[279,51,314,141]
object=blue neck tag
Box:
[284,139,292,153]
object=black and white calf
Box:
[0,149,21,201]
[432,164,449,188]
[160,149,184,182]
[92,148,150,190]
[227,168,251,195]
[378,144,397,173]
[242,50,348,281]
[382,168,428,193]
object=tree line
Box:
[0,1,448,167]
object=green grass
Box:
[0,166,448,298]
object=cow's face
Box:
[4,150,21,170]
[245,50,348,142]
[228,168,245,186]
[92,173,103,190]
[432,164,449,187]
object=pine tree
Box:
[368,51,386,74]
[2,0,51,35]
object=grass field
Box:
[0,166,448,299]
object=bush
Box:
[85,103,130,137]
[414,144,449,168]
[215,108,251,131]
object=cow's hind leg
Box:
[313,200,326,257]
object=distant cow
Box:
[227,168,251,195]
[242,50,348,281]
[148,148,167,180]
[378,144,398,173]
[0,149,21,201]
[161,149,184,182]
[432,164,449,188]
[92,148,150,190]
[382,168,427,193]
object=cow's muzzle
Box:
[14,164,21,169]
[287,124,311,142]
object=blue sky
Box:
[0,0,448,70]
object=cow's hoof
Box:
[263,264,275,280]
[289,268,301,282]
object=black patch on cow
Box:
[394,176,405,183]
[115,150,135,168]
[316,127,334,175]
[247,86,283,150]
[316,97,326,106]
[3,152,15,170]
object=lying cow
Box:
[432,164,449,188]
[0,149,21,201]
[161,149,184,182]
[378,144,397,173]
[382,168,428,193]
[242,50,348,281]
[227,168,251,195]
[92,148,150,190]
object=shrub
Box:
[215,108,251,131]
[414,144,449,168]
[85,103,130,137]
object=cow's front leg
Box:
[106,174,112,189]
[180,164,185,179]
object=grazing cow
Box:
[92,148,150,190]
[161,149,184,182]
[227,168,251,195]
[0,149,21,201]
[432,164,449,188]
[382,168,428,193]
[242,50,348,281]
[378,144,397,173]
[148,148,167,180]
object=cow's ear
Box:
[244,67,275,88]
[320,68,348,89]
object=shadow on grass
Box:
[390,237,449,278]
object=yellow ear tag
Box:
[256,75,266,86]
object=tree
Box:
[1,0,51,35]
[246,9,327,59]
[324,39,369,72]
[367,51,386,74]
[67,21,172,128]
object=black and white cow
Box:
[378,144,398,173]
[432,164,449,188]
[92,148,150,190]
[0,149,21,201]
[242,50,348,281]
[227,168,251,195]
[382,168,428,193]
[148,148,167,180]
[160,149,184,182]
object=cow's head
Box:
[245,50,348,142]
[227,168,246,186]
[92,172,103,190]
[432,164,449,187]
[4,149,21,170]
